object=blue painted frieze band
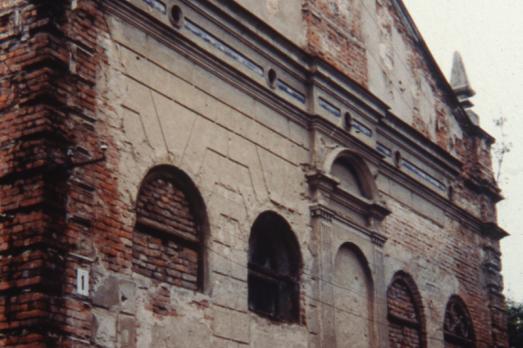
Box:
[185,20,264,77]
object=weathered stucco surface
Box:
[234,0,491,165]
[0,0,507,347]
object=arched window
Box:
[248,211,301,322]
[327,150,376,200]
[444,296,475,348]
[132,165,207,291]
[387,272,426,348]
[334,243,373,347]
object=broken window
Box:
[132,166,207,291]
[387,272,426,348]
[248,211,301,322]
[444,296,475,348]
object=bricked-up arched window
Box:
[387,272,426,348]
[132,166,207,291]
[444,296,475,348]
[248,211,301,322]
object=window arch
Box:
[248,211,301,322]
[443,296,475,348]
[387,271,426,348]
[132,165,207,291]
[325,149,377,200]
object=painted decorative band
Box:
[352,120,373,137]
[319,98,341,117]
[377,143,392,157]
[143,0,166,14]
[275,79,306,104]
[185,20,264,77]
[401,159,446,191]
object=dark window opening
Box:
[248,212,301,323]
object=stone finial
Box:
[450,51,475,108]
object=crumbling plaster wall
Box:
[90,14,313,347]
[231,0,307,48]
[0,1,505,347]
[314,134,501,347]
[362,0,464,158]
[380,196,493,347]
[306,0,495,221]
[233,0,470,161]
[92,14,500,345]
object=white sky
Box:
[403,0,523,303]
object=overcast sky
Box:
[403,0,523,303]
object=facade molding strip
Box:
[102,0,506,240]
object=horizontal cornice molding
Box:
[309,203,388,247]
[102,0,506,240]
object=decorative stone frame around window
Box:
[247,211,302,323]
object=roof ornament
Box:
[450,51,475,108]
[451,51,479,125]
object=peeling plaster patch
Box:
[93,310,117,346]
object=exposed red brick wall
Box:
[136,177,200,240]
[303,0,368,86]
[132,232,200,290]
[387,272,425,348]
[383,198,498,347]
[147,285,177,317]
[0,0,120,346]
[0,1,508,347]
[133,175,201,291]
[443,296,475,348]
[0,1,68,346]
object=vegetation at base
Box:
[508,299,523,348]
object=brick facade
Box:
[387,272,426,348]
[133,169,202,290]
[0,0,508,347]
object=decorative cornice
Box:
[305,170,339,194]
[308,116,385,165]
[102,0,311,128]
[464,175,503,204]
[380,112,462,177]
[370,231,388,248]
[103,0,507,240]
[368,202,392,222]
[309,203,388,247]
[306,168,390,248]
[380,159,507,239]
[481,222,509,240]
[310,204,335,222]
